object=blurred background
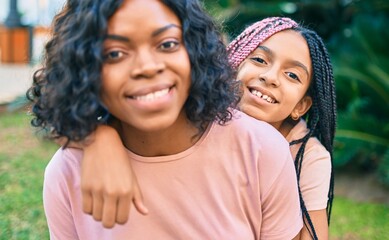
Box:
[0,0,388,239]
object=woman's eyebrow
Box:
[105,34,129,42]
[104,24,181,42]
[151,24,181,37]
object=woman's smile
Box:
[124,85,176,112]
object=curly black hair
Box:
[27,0,239,142]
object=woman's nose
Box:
[130,50,165,79]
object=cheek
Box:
[236,63,255,83]
[176,52,191,90]
[100,67,120,103]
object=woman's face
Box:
[101,0,191,132]
[237,30,312,130]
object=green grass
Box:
[0,111,388,239]
[330,197,389,239]
[0,111,57,240]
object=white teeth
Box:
[250,89,276,103]
[251,90,262,97]
[133,88,169,101]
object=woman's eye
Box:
[250,57,266,64]
[104,51,124,61]
[159,41,179,51]
[287,72,300,81]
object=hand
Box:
[81,125,148,228]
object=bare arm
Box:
[298,209,328,240]
[63,125,148,228]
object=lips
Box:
[126,83,174,102]
[248,87,278,104]
[129,87,170,101]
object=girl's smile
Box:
[237,30,312,131]
[247,84,278,104]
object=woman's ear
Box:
[291,96,312,120]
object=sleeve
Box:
[258,134,303,240]
[299,142,331,210]
[43,149,79,240]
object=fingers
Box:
[82,191,93,214]
[132,183,149,215]
[116,195,131,224]
[90,193,119,228]
[92,194,104,222]
[102,196,118,228]
[82,189,147,228]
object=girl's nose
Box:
[259,67,280,87]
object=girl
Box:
[228,17,336,239]
[28,0,302,239]
[79,17,336,239]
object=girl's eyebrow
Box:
[257,45,274,58]
[290,60,309,77]
[104,24,181,42]
[257,45,309,77]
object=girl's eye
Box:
[159,41,179,51]
[286,72,300,82]
[250,57,266,64]
[103,51,125,61]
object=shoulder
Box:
[43,148,83,239]
[215,110,294,190]
[303,137,331,169]
[223,110,289,147]
[45,147,83,184]
[299,137,332,210]
[226,110,291,162]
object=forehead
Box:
[259,30,311,67]
[108,0,181,34]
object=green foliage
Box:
[203,0,346,40]
[378,150,389,186]
[332,13,389,186]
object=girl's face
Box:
[237,30,313,130]
[101,0,191,132]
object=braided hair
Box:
[227,17,336,240]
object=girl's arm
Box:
[299,209,328,240]
[68,125,148,228]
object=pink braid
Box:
[227,17,298,69]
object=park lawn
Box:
[0,110,57,239]
[0,110,388,239]
[330,197,389,239]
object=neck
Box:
[119,111,203,157]
[273,118,298,138]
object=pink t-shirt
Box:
[43,111,302,240]
[286,119,331,211]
